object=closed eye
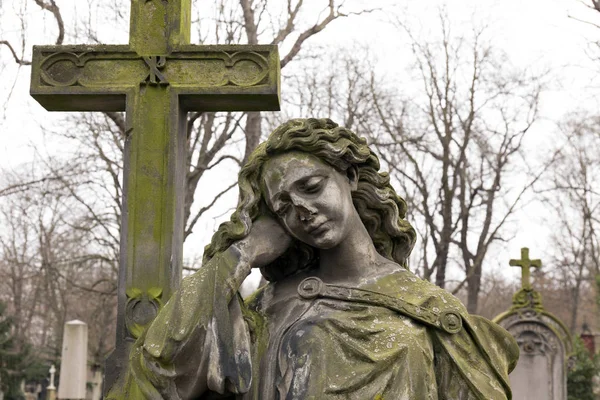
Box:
[298,176,326,194]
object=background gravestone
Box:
[46,365,57,400]
[57,320,88,400]
[493,248,573,400]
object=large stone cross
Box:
[509,247,542,291]
[30,0,280,390]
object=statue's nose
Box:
[290,194,317,219]
[297,205,315,221]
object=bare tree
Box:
[0,166,117,367]
[268,45,378,129]
[539,113,600,331]
[1,0,63,66]
[367,15,549,312]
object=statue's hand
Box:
[232,216,292,269]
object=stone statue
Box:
[106,118,519,399]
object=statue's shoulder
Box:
[403,273,519,377]
[370,269,467,315]
[419,277,467,313]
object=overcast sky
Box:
[1,0,600,286]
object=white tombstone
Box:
[58,320,88,400]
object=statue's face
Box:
[262,151,358,249]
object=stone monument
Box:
[494,247,573,400]
[57,320,88,400]
[29,0,281,391]
[105,118,520,399]
[46,365,56,400]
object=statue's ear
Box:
[346,165,359,191]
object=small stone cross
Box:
[509,247,541,291]
[48,364,56,389]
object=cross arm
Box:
[30,44,280,112]
[30,45,134,111]
[530,259,542,268]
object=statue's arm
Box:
[106,217,290,399]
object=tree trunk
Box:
[435,243,449,288]
[466,262,482,313]
[243,112,262,163]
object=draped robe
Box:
[106,249,519,400]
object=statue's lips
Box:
[307,220,328,235]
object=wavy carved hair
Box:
[203,118,416,281]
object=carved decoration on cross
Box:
[142,55,169,85]
[509,247,542,291]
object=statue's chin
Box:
[304,230,342,250]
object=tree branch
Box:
[184,181,237,238]
[0,41,31,66]
[33,0,65,45]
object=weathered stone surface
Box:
[57,320,88,400]
[496,310,572,400]
[30,45,280,112]
[494,247,573,400]
[106,118,519,399]
[29,0,280,392]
